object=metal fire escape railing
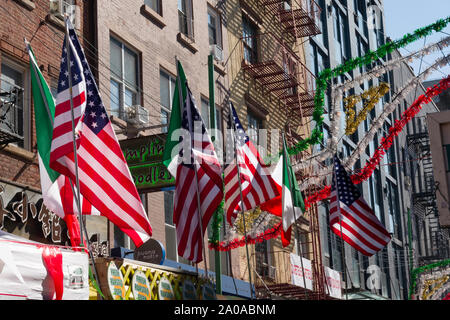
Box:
[258,0,322,39]
[240,32,316,117]
[0,88,24,148]
[407,117,450,263]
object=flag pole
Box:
[333,155,348,300]
[281,131,309,300]
[228,102,254,299]
[64,16,84,247]
[175,57,209,279]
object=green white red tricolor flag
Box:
[261,134,305,246]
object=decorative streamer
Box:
[408,258,450,300]
[290,37,450,175]
[295,53,450,189]
[255,17,450,164]
[344,82,390,135]
[210,76,450,252]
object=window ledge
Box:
[140,5,166,29]
[110,115,127,128]
[213,60,226,76]
[14,0,35,11]
[3,144,35,163]
[45,14,65,31]
[176,33,198,54]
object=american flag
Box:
[224,103,281,225]
[49,20,152,247]
[329,155,391,256]
[171,85,223,263]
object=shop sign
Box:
[324,266,342,299]
[0,186,69,245]
[120,135,175,192]
[158,276,174,300]
[131,270,151,300]
[107,261,125,300]
[202,282,216,300]
[182,279,197,300]
[134,238,165,265]
[68,265,85,289]
[88,234,109,259]
[290,253,313,290]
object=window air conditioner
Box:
[126,105,149,126]
[210,44,224,62]
[50,0,76,24]
[268,265,276,280]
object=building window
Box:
[242,14,258,64]
[200,97,222,132]
[144,0,161,15]
[0,59,27,148]
[208,7,222,48]
[444,144,450,172]
[178,0,194,40]
[332,5,350,65]
[164,190,191,264]
[247,111,262,145]
[160,69,176,133]
[110,37,140,120]
[255,239,271,278]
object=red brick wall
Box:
[0,0,85,190]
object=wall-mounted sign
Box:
[88,233,109,259]
[158,276,174,300]
[107,261,125,300]
[290,253,313,291]
[131,270,151,300]
[324,266,342,300]
[0,186,70,245]
[182,279,197,300]
[202,282,216,300]
[120,135,175,192]
[134,238,165,265]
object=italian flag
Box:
[28,43,85,246]
[261,135,305,247]
[162,61,186,174]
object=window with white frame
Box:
[207,7,222,48]
[0,58,28,149]
[110,36,140,120]
[159,69,176,133]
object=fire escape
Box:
[235,0,333,300]
[0,88,24,148]
[407,117,450,264]
[240,0,321,120]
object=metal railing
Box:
[0,86,24,145]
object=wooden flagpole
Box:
[282,131,309,300]
[228,102,254,299]
[175,57,209,278]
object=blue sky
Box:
[383,0,450,80]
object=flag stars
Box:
[91,122,98,129]
[90,111,96,118]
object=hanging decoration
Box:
[295,53,450,190]
[421,275,450,300]
[344,82,390,135]
[210,76,450,252]
[408,258,450,300]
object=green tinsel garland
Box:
[408,258,450,300]
[208,199,224,245]
[283,16,450,157]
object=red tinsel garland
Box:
[209,76,450,252]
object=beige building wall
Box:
[86,0,229,268]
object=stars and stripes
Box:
[171,85,223,263]
[49,20,152,247]
[224,103,281,225]
[329,155,391,256]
